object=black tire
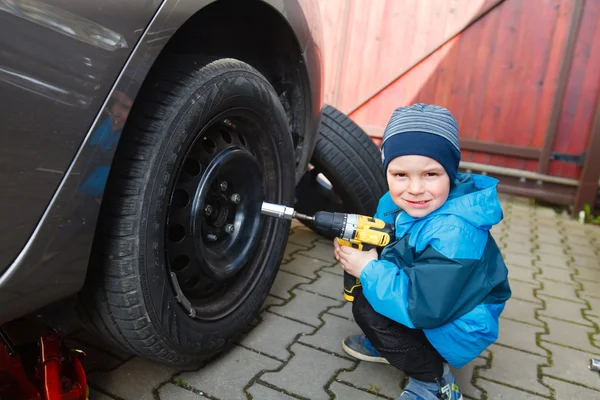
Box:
[77,56,295,366]
[294,105,388,238]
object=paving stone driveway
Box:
[74,195,600,399]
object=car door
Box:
[0,0,162,269]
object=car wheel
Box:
[77,56,295,366]
[294,105,388,239]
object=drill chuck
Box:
[261,202,313,221]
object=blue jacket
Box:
[360,173,511,368]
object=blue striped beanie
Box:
[381,103,461,184]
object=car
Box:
[0,0,385,366]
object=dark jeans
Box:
[352,289,446,382]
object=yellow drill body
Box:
[260,202,395,302]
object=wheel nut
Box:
[207,234,217,241]
[220,181,228,191]
[205,205,213,215]
[224,224,234,234]
[230,193,241,204]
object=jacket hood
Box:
[397,173,503,231]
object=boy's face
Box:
[386,155,451,218]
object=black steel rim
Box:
[165,112,268,320]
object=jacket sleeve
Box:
[360,224,493,329]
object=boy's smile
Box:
[386,155,451,218]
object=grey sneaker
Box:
[396,364,462,400]
[341,335,389,364]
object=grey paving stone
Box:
[268,289,342,327]
[571,253,600,270]
[329,382,382,399]
[496,318,546,356]
[287,227,320,247]
[299,313,360,357]
[503,240,534,256]
[583,296,600,318]
[580,280,600,299]
[561,219,589,232]
[452,357,486,399]
[535,218,563,229]
[540,342,600,390]
[585,227,600,240]
[502,231,532,245]
[590,316,600,347]
[502,298,543,327]
[476,378,546,399]
[543,377,600,400]
[535,242,568,257]
[536,254,572,269]
[261,294,286,312]
[337,362,404,399]
[327,301,354,321]
[158,384,201,400]
[261,343,354,400]
[539,316,600,356]
[534,207,558,218]
[536,231,565,246]
[479,344,550,396]
[296,241,337,263]
[507,209,533,220]
[180,346,280,400]
[509,280,541,304]
[504,225,535,237]
[507,264,537,284]
[321,263,344,277]
[247,383,298,399]
[574,266,600,283]
[503,252,535,268]
[537,266,574,283]
[88,357,181,400]
[538,295,593,326]
[269,270,311,299]
[298,271,344,300]
[239,312,314,360]
[282,242,310,263]
[567,242,598,258]
[280,254,330,279]
[316,236,339,246]
[538,279,584,304]
[88,389,115,400]
[563,232,595,246]
[64,339,124,372]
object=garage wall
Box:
[319,0,600,182]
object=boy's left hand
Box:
[334,239,378,278]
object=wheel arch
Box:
[0,0,323,325]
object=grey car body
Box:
[0,0,323,324]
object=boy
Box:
[334,104,511,400]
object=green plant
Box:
[175,378,190,389]
[582,203,600,225]
[368,384,380,394]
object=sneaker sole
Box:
[341,340,390,364]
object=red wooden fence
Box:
[318,0,600,212]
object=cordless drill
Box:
[261,202,395,302]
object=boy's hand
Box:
[333,238,378,278]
